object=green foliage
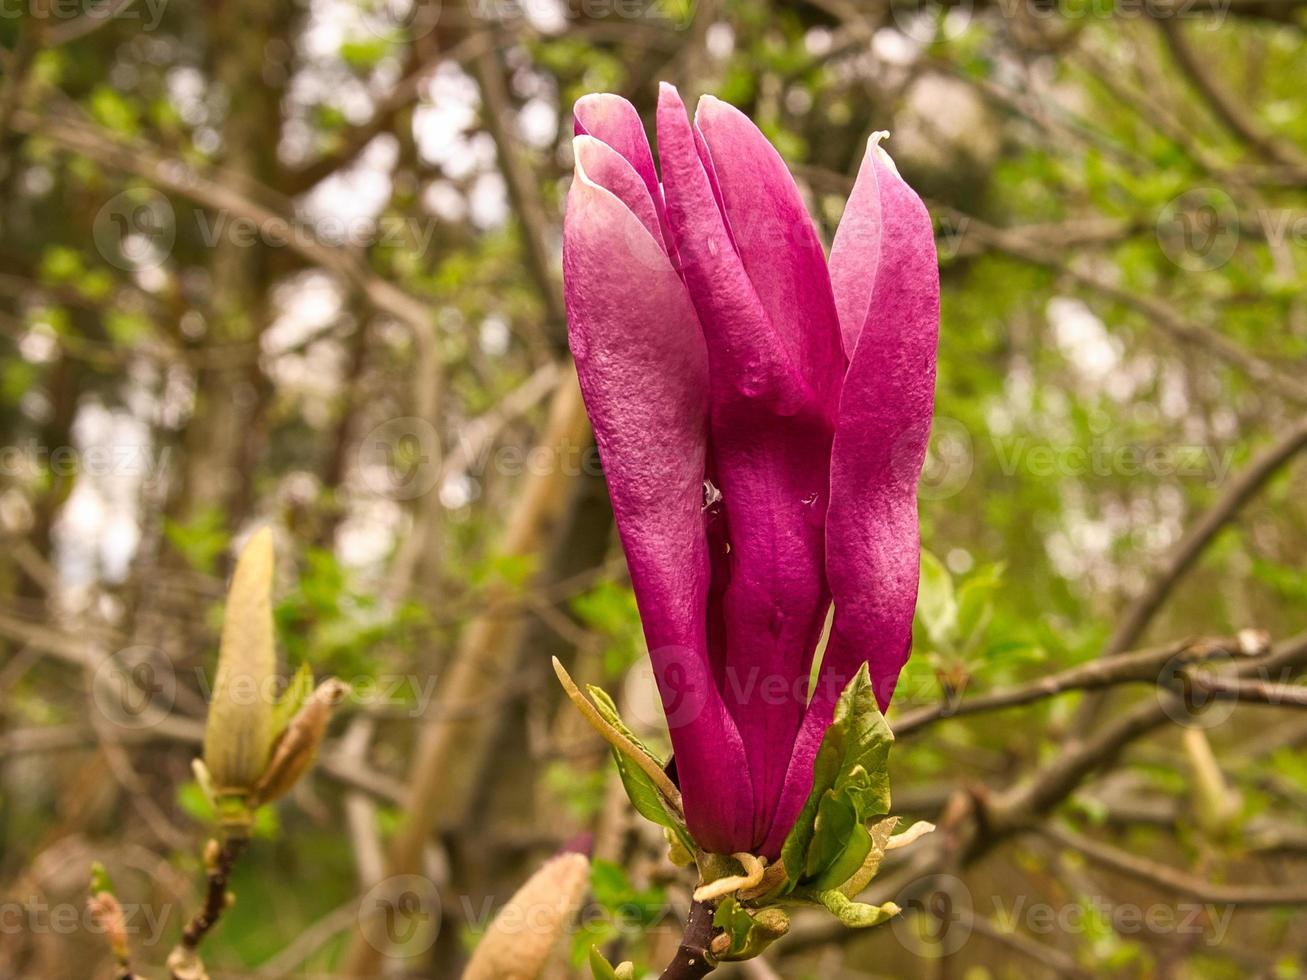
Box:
[780,665,892,897]
[164,508,231,576]
[572,861,665,973]
[571,582,643,677]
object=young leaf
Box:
[780,665,894,892]
[809,888,900,929]
[840,817,899,897]
[808,820,873,893]
[270,661,314,744]
[588,946,621,980]
[585,683,695,852]
[710,899,790,962]
[916,549,957,647]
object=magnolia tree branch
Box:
[1156,18,1307,170]
[659,898,719,980]
[1092,415,1307,664]
[986,631,1307,834]
[1039,823,1307,907]
[167,836,248,980]
[894,635,1260,735]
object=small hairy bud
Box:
[87,891,129,960]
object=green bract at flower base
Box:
[563,662,935,977]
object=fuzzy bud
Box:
[202,528,278,805]
[463,853,591,980]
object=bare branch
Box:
[1040,822,1307,907]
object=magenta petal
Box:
[827,133,887,358]
[658,83,837,846]
[574,93,670,246]
[694,95,845,401]
[563,162,753,853]
[573,135,666,252]
[762,140,939,857]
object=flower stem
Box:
[659,897,718,980]
[167,834,248,979]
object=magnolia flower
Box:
[563,84,939,857]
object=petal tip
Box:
[868,131,902,179]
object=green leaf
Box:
[710,898,790,962]
[270,661,314,744]
[780,665,893,893]
[916,550,957,647]
[955,566,1001,658]
[588,946,620,980]
[840,817,899,898]
[713,896,755,952]
[586,685,695,853]
[805,792,857,879]
[809,888,900,929]
[809,819,873,893]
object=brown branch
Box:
[1070,415,1307,728]
[1101,416,1307,660]
[660,898,719,980]
[281,30,505,194]
[930,203,1307,408]
[1040,822,1307,907]
[987,631,1307,835]
[894,635,1259,736]
[6,108,437,346]
[1187,672,1307,708]
[1157,18,1307,170]
[467,35,567,332]
[167,836,248,980]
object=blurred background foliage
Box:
[2,0,1307,977]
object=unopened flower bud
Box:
[203,528,278,801]
[463,853,590,980]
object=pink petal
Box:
[827,132,888,358]
[563,159,753,853]
[574,93,670,246]
[573,135,665,252]
[658,83,836,846]
[694,95,845,400]
[762,139,939,857]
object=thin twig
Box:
[167,836,248,980]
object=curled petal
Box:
[574,93,670,245]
